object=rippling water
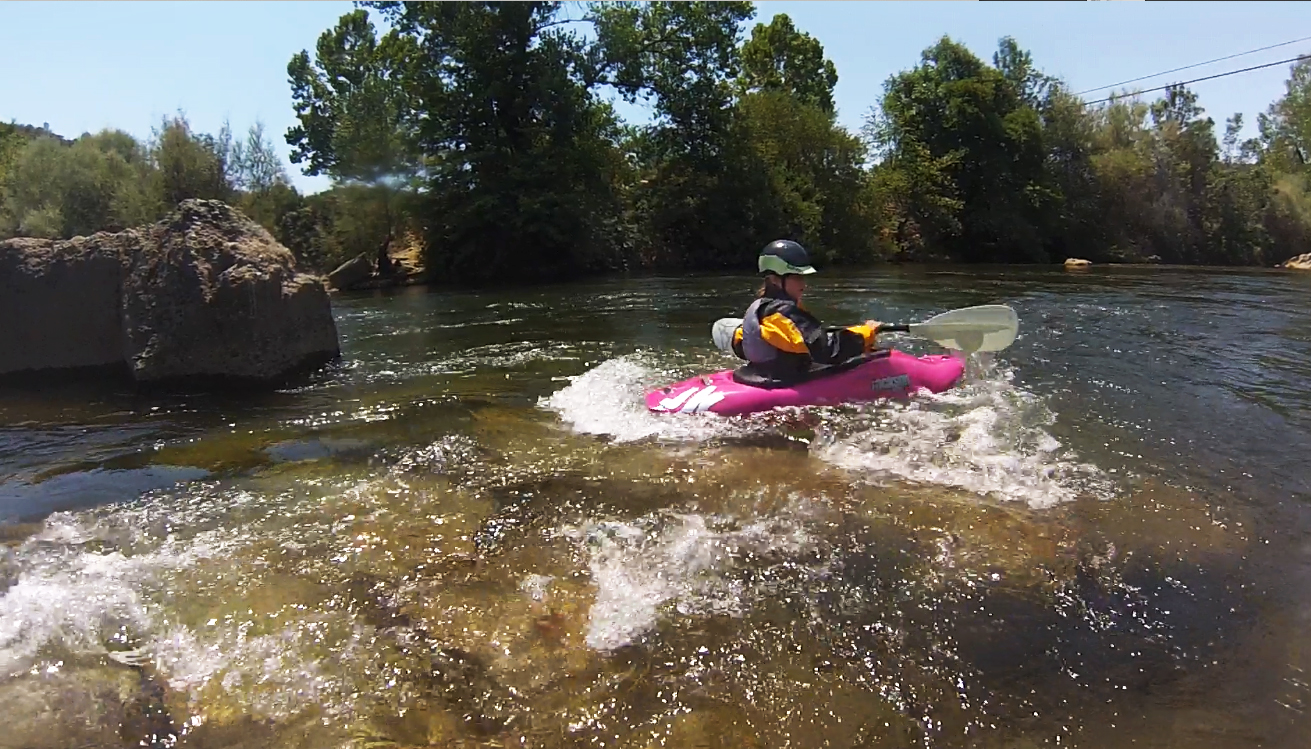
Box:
[2,265,1310,748]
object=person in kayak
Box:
[730,239,882,387]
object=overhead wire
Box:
[1074,35,1311,96]
[1083,53,1311,107]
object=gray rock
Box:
[0,199,340,386]
[0,233,137,375]
[122,200,340,383]
[1278,252,1311,270]
[327,252,374,290]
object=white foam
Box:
[540,357,756,444]
[560,508,817,652]
[148,618,367,721]
[812,363,1115,508]
[0,493,372,722]
[0,513,237,678]
[544,354,1116,508]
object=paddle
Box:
[711,304,1019,355]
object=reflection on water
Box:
[1,266,1309,748]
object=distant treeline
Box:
[3,1,1310,282]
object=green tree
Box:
[868,37,1052,263]
[149,113,233,207]
[0,123,26,227]
[1204,121,1273,266]
[738,13,838,114]
[230,121,289,194]
[349,1,629,283]
[1256,58,1311,262]
[592,1,761,268]
[286,9,416,183]
[0,129,160,239]
[593,1,755,157]
[286,9,423,267]
[731,12,878,266]
[1257,58,1311,173]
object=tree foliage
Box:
[0,114,311,260]
[866,36,1311,266]
[7,3,1311,279]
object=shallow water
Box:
[2,265,1310,748]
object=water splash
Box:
[0,513,238,679]
[544,355,1117,507]
[560,506,819,652]
[813,360,1118,507]
[540,357,760,444]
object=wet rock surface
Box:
[0,199,339,387]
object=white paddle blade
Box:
[908,304,1018,353]
[711,317,744,354]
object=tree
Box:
[0,129,161,239]
[149,113,233,207]
[286,9,418,186]
[592,1,755,158]
[868,37,1053,263]
[731,13,878,266]
[230,121,289,194]
[1258,58,1311,173]
[591,1,763,268]
[341,1,630,283]
[269,5,1311,277]
[738,13,838,114]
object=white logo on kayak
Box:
[872,374,911,391]
[654,385,726,413]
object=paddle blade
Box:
[907,304,1018,353]
[712,318,744,354]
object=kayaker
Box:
[730,239,882,387]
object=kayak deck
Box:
[646,350,966,417]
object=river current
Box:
[1,265,1309,748]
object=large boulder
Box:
[1278,253,1311,270]
[0,232,137,374]
[0,200,340,385]
[327,252,374,290]
[122,200,340,383]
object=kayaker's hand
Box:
[864,320,882,335]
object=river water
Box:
[1,265,1310,748]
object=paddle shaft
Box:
[824,323,910,333]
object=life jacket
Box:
[733,286,874,387]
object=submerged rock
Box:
[0,666,167,749]
[0,200,340,386]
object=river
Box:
[1,265,1309,748]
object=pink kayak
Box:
[645,350,966,416]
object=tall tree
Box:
[738,13,838,114]
[351,1,629,283]
[1257,58,1311,173]
[591,1,761,268]
[149,114,233,207]
[286,9,417,185]
[869,37,1051,262]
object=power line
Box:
[1083,53,1311,107]
[1074,35,1311,96]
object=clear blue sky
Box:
[2,1,1308,195]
